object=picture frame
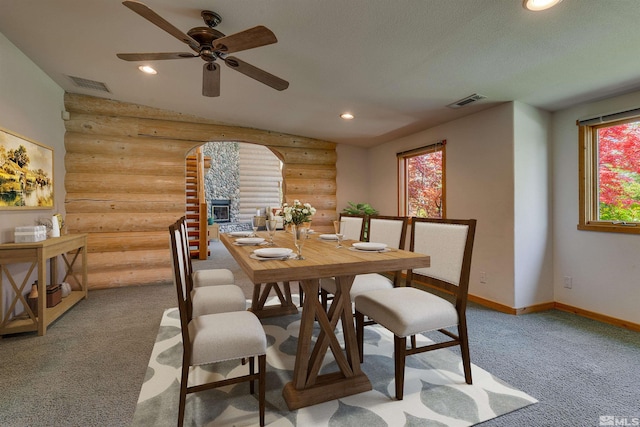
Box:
[0,127,54,209]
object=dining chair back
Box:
[320,215,408,309]
[169,222,267,426]
[172,218,246,317]
[354,217,476,400]
[176,216,235,287]
[339,213,366,241]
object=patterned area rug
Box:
[132,303,536,426]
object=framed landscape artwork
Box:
[0,127,54,209]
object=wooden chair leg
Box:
[299,285,304,307]
[394,336,406,400]
[259,354,266,427]
[249,356,255,394]
[458,323,473,384]
[178,358,189,427]
[320,289,328,311]
[355,310,365,363]
[410,335,417,349]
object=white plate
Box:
[254,247,293,258]
[319,234,338,240]
[235,237,265,245]
[229,231,253,237]
[352,242,388,251]
[250,253,296,261]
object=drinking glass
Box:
[333,220,345,248]
[251,216,260,237]
[293,225,308,259]
[266,219,278,246]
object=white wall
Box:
[0,32,65,317]
[361,103,518,307]
[513,102,553,308]
[552,90,640,324]
[335,144,369,213]
[0,33,66,240]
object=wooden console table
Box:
[0,234,88,336]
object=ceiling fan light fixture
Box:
[523,0,563,11]
[340,113,354,120]
[138,65,157,75]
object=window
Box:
[579,112,640,234]
[397,141,445,218]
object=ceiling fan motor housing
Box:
[202,10,222,28]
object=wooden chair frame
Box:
[321,215,408,310]
[169,221,266,426]
[355,217,476,400]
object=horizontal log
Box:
[87,267,172,290]
[67,113,336,150]
[87,249,170,272]
[87,231,169,253]
[306,209,336,227]
[283,165,336,180]
[65,93,227,125]
[64,114,138,137]
[66,213,181,233]
[64,131,194,157]
[278,147,336,165]
[136,118,336,150]
[65,173,185,194]
[281,194,336,211]
[284,179,336,195]
[65,152,185,176]
[64,199,185,215]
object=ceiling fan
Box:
[116,0,289,97]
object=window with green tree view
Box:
[579,113,640,234]
[397,142,445,218]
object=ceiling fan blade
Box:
[213,26,277,54]
[122,1,199,51]
[117,52,197,61]
[224,56,289,91]
[203,62,221,97]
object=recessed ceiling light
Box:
[138,65,157,75]
[340,113,354,120]
[523,0,562,11]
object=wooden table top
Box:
[221,230,430,284]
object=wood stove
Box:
[210,199,230,223]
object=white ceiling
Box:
[1,0,640,147]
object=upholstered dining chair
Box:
[320,216,408,310]
[355,217,477,400]
[177,216,235,288]
[299,213,367,307]
[169,222,267,427]
[172,218,246,317]
[338,213,367,241]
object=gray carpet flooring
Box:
[0,239,638,426]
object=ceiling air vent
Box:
[67,75,111,93]
[447,93,486,109]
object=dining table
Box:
[220,229,430,410]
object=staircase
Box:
[185,148,211,259]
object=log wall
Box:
[64,93,337,289]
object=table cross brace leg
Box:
[1,262,38,326]
[283,276,371,410]
[250,281,298,319]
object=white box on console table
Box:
[14,225,47,243]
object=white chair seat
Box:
[191,284,247,317]
[320,273,393,302]
[192,268,235,287]
[188,311,267,365]
[355,287,458,338]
